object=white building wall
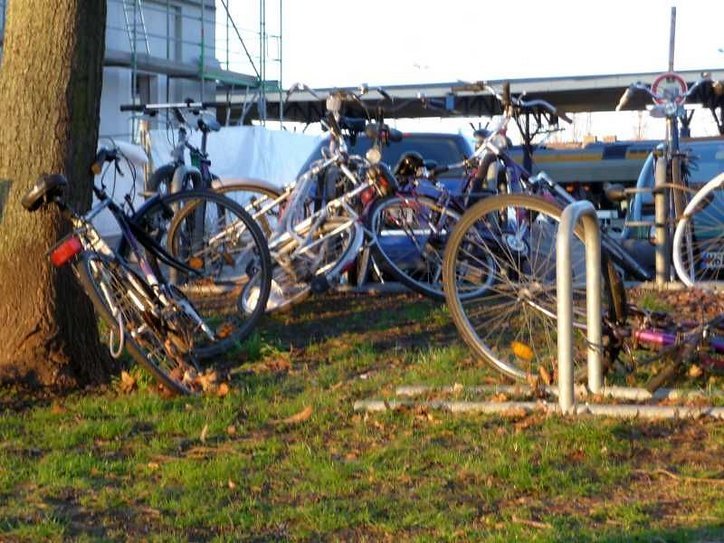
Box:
[101,0,218,141]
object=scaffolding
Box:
[105,0,283,125]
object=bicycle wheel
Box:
[442,193,617,381]
[74,252,198,395]
[368,194,493,300]
[673,173,724,290]
[213,180,284,238]
[240,216,364,313]
[164,191,273,358]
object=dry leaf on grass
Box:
[216,382,230,397]
[273,405,313,425]
[538,365,553,386]
[119,371,137,394]
[195,370,219,392]
[199,424,209,443]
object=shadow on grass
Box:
[556,525,724,542]
[259,290,459,350]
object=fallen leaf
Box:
[539,365,553,386]
[688,364,703,378]
[196,370,219,392]
[216,382,230,398]
[119,371,137,394]
[275,405,313,425]
[51,403,67,415]
[200,424,209,443]
[227,479,236,490]
[226,425,237,436]
[147,462,160,470]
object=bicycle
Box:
[224,86,414,313]
[120,100,284,238]
[440,79,723,386]
[22,149,272,394]
[363,96,571,301]
[611,72,722,289]
[672,172,724,288]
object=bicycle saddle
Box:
[339,116,367,134]
[394,151,425,177]
[22,174,68,212]
[197,113,221,133]
[604,183,627,203]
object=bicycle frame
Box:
[66,187,216,343]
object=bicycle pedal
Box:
[310,275,330,294]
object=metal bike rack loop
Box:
[556,200,603,413]
[354,199,723,420]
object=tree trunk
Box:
[0,0,113,389]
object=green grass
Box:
[0,291,722,541]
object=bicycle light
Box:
[49,235,83,267]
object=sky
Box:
[222,0,723,140]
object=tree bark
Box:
[0,0,113,389]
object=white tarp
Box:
[92,126,321,237]
[148,125,321,188]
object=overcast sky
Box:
[278,0,722,86]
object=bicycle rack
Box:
[354,200,724,420]
[556,200,603,411]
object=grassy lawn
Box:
[1,291,722,541]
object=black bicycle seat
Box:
[339,116,367,133]
[197,114,221,133]
[21,174,68,212]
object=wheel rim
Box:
[444,194,596,381]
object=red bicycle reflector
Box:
[50,236,83,267]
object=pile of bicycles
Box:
[25,72,722,395]
[438,76,723,389]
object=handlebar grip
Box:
[198,100,231,109]
[119,104,146,112]
[615,88,632,112]
[90,147,118,175]
[557,111,573,124]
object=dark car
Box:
[296,131,475,192]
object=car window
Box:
[298,134,472,179]
[348,137,470,177]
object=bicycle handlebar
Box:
[120,99,231,113]
[615,73,713,111]
[451,80,570,123]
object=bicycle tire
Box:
[673,173,724,290]
[74,252,198,395]
[368,194,494,300]
[214,181,284,238]
[442,193,621,381]
[240,216,364,314]
[163,191,273,358]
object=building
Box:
[0,0,282,140]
